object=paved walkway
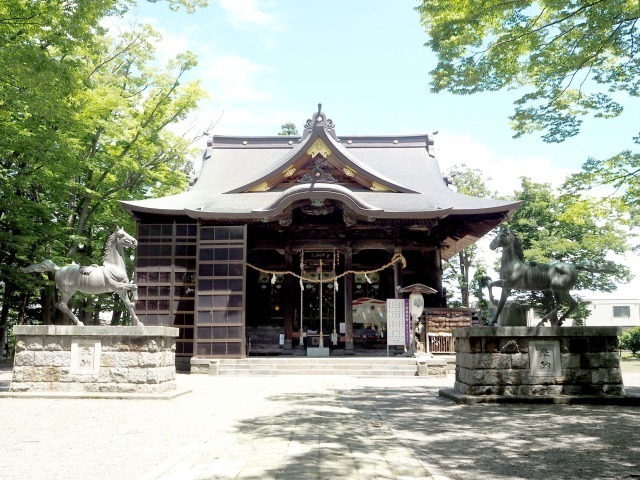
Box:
[1,364,639,480]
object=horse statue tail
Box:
[20,259,60,274]
[575,260,617,274]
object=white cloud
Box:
[192,104,303,135]
[213,106,278,132]
[435,132,573,196]
[201,56,272,102]
[149,28,194,65]
[218,0,283,31]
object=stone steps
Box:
[191,357,446,377]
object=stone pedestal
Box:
[11,325,178,394]
[416,357,448,377]
[307,347,330,357]
[441,327,627,404]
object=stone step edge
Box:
[218,363,420,368]
[216,370,419,376]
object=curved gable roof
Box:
[120,106,520,225]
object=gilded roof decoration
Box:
[306,138,332,159]
[248,182,271,192]
[370,182,394,192]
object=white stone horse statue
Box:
[21,227,142,326]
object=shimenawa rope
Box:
[246,253,406,283]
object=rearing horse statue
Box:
[484,227,612,327]
[21,227,142,326]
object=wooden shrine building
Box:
[121,106,519,362]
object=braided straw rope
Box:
[246,253,407,283]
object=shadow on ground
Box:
[232,383,640,480]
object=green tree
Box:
[619,326,640,355]
[443,164,495,307]
[416,0,640,143]
[500,178,631,323]
[471,263,491,323]
[278,122,299,135]
[0,0,207,344]
[65,30,206,258]
[416,0,640,216]
[565,151,640,233]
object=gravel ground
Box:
[0,361,638,480]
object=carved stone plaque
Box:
[70,339,101,374]
[529,340,561,377]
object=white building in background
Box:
[582,298,640,330]
[527,298,640,330]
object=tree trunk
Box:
[111,294,122,325]
[0,284,12,358]
[17,293,28,325]
[93,302,101,325]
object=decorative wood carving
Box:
[306,138,332,159]
[370,181,394,192]
[278,213,293,226]
[301,204,335,216]
[299,156,337,184]
[342,206,358,227]
[249,182,270,192]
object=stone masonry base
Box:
[11,326,179,394]
[450,327,624,398]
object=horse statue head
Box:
[113,226,138,249]
[489,226,516,251]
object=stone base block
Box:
[306,347,330,357]
[440,388,640,405]
[445,327,628,402]
[11,326,178,395]
[417,358,447,377]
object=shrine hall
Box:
[121,106,519,365]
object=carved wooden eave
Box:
[226,107,417,195]
[251,183,385,227]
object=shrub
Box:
[619,326,640,355]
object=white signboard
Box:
[386,299,410,346]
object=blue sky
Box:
[118,0,639,298]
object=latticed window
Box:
[135,222,197,356]
[196,225,246,358]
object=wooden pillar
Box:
[425,247,445,307]
[434,247,445,307]
[283,246,294,349]
[393,243,403,299]
[343,244,354,351]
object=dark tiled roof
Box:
[121,108,519,222]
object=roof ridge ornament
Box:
[302,103,337,140]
